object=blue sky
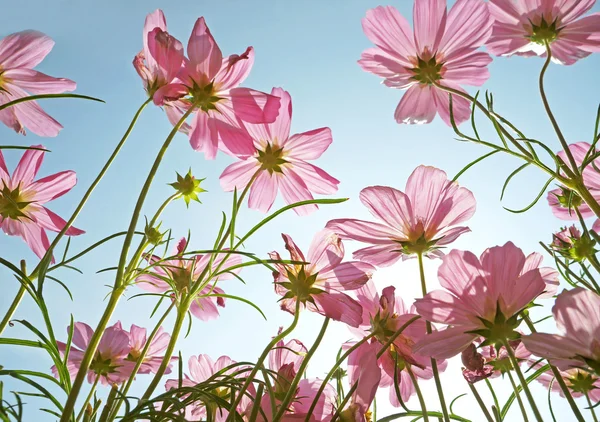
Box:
[1,0,600,420]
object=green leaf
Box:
[501,163,530,201]
[208,293,267,321]
[0,145,50,152]
[503,176,554,213]
[0,93,104,112]
[452,150,499,182]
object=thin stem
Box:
[60,104,193,422]
[506,370,529,422]
[107,301,176,421]
[539,42,578,176]
[0,285,26,336]
[503,339,542,421]
[273,317,330,420]
[467,383,493,422]
[30,99,152,281]
[226,301,301,421]
[76,376,99,422]
[575,186,600,221]
[586,392,599,422]
[523,315,586,421]
[305,333,376,420]
[140,302,188,401]
[417,252,450,422]
[406,365,429,422]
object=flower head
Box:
[551,224,597,262]
[461,338,531,383]
[327,165,475,266]
[534,363,600,403]
[133,9,184,98]
[53,322,134,385]
[414,242,546,359]
[135,237,240,321]
[487,0,600,65]
[220,88,339,216]
[169,169,207,207]
[153,17,280,159]
[522,288,600,375]
[0,147,84,260]
[269,229,375,327]
[359,0,493,125]
[0,31,76,136]
[126,324,173,375]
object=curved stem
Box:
[467,382,493,422]
[503,339,542,421]
[406,365,428,422]
[506,370,529,422]
[59,104,193,422]
[539,43,578,176]
[76,376,99,422]
[0,285,26,336]
[523,315,586,421]
[417,253,450,422]
[30,99,152,281]
[226,301,301,421]
[305,333,376,420]
[107,301,176,421]
[586,392,599,422]
[140,301,188,401]
[273,317,330,420]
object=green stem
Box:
[226,301,301,421]
[417,253,450,422]
[140,302,188,401]
[539,43,579,176]
[503,339,542,421]
[575,183,600,220]
[30,99,152,281]
[305,333,376,421]
[506,370,529,422]
[406,365,429,422]
[586,392,599,422]
[377,412,471,422]
[467,382,493,422]
[107,301,176,421]
[523,315,586,421]
[0,285,26,336]
[60,104,193,422]
[273,317,330,420]
[76,376,99,422]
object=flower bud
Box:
[169,169,207,207]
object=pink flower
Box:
[154,17,280,159]
[135,237,241,321]
[533,363,600,403]
[522,288,600,374]
[487,0,600,65]
[0,147,84,260]
[338,342,381,422]
[53,322,134,385]
[547,142,600,220]
[165,354,252,421]
[126,324,173,375]
[220,88,339,216]
[358,0,493,126]
[269,229,375,327]
[354,282,445,405]
[550,224,598,263]
[0,31,76,136]
[133,9,184,99]
[413,242,546,359]
[461,338,531,383]
[327,165,475,266]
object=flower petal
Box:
[413,0,447,54]
[28,170,76,203]
[248,171,278,213]
[0,31,54,69]
[2,69,75,94]
[362,6,416,64]
[394,84,437,125]
[413,326,476,359]
[187,17,222,81]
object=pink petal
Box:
[11,145,44,185]
[71,322,94,351]
[189,111,219,159]
[0,31,54,69]
[358,47,413,87]
[352,243,402,267]
[289,161,339,195]
[32,206,84,235]
[187,17,223,82]
[0,150,8,179]
[97,323,131,359]
[0,95,24,135]
[219,159,259,192]
[9,85,63,137]
[143,9,167,52]
[413,0,447,55]
[553,288,600,347]
[248,171,278,213]
[395,84,437,124]
[278,168,318,216]
[348,342,381,412]
[413,326,476,359]
[189,294,221,321]
[189,354,215,383]
[215,47,254,91]
[21,220,51,260]
[538,266,559,298]
[360,185,413,233]
[414,289,476,325]
[439,0,493,60]
[2,69,75,94]
[431,82,471,126]
[212,116,255,158]
[285,127,332,160]
[269,338,307,374]
[480,242,526,302]
[310,292,364,327]
[522,333,589,361]
[560,0,596,24]
[228,87,281,124]
[128,325,147,351]
[362,6,416,64]
[153,83,188,106]
[442,50,492,86]
[319,261,374,291]
[326,218,397,244]
[437,249,487,314]
[307,229,344,274]
[280,233,306,263]
[28,170,76,203]
[550,38,592,65]
[147,28,184,84]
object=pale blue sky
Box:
[1,0,600,420]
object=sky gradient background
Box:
[1,0,600,420]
